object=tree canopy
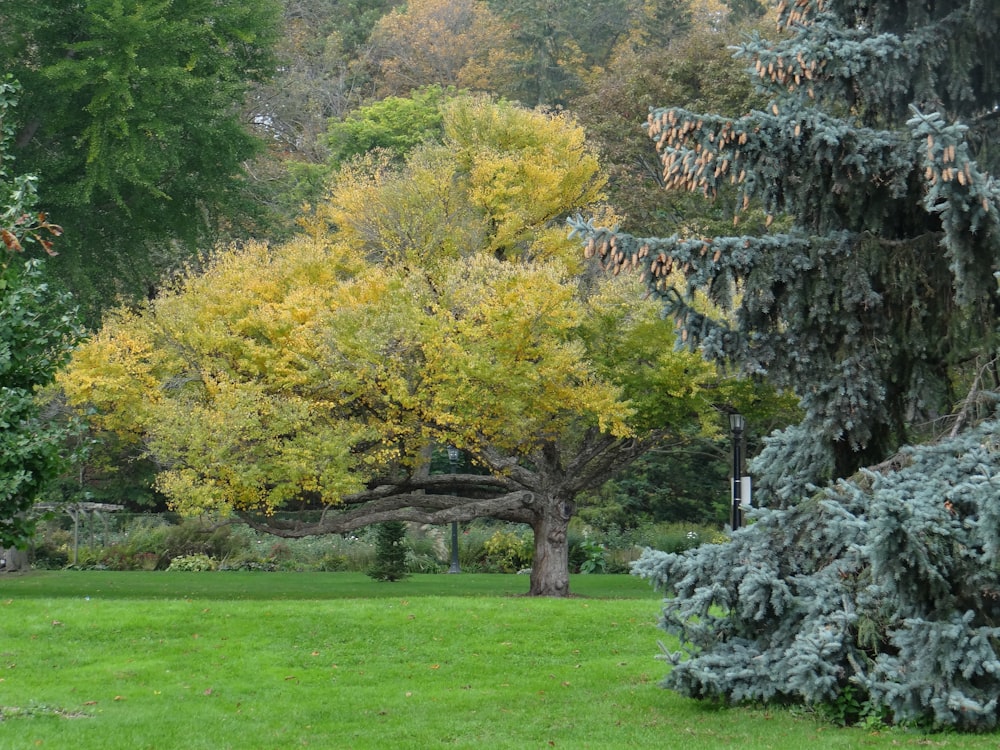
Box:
[59,96,725,595]
[3,0,282,322]
[571,0,1000,484]
[365,0,516,97]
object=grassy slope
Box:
[0,572,994,749]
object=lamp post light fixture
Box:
[729,412,745,531]
[446,446,461,574]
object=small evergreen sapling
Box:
[368,522,409,582]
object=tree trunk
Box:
[528,496,575,597]
[2,547,30,573]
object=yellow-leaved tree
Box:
[59,96,720,595]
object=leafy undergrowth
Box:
[0,572,994,749]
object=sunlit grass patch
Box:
[0,572,996,749]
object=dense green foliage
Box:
[0,78,79,548]
[368,521,410,581]
[324,85,450,168]
[2,0,282,321]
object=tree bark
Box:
[2,547,30,573]
[528,496,575,597]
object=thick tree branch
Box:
[563,428,666,494]
[240,489,535,537]
[342,473,520,504]
[475,445,539,488]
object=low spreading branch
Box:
[240,489,535,537]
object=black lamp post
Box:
[729,412,745,531]
[447,446,461,573]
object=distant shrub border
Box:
[29,515,723,575]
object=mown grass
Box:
[0,572,996,749]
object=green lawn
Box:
[0,572,995,749]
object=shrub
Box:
[481,529,533,573]
[167,553,217,572]
[577,539,607,574]
[163,520,241,561]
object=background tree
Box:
[574,0,1000,728]
[572,17,767,235]
[245,0,402,160]
[365,0,517,97]
[490,0,639,106]
[324,85,451,170]
[0,77,80,562]
[489,0,756,108]
[3,0,282,323]
[59,97,725,596]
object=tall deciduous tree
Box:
[0,77,79,556]
[60,97,722,596]
[491,0,639,106]
[2,0,281,322]
[574,0,1000,728]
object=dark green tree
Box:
[575,0,1000,729]
[0,77,80,553]
[367,522,410,581]
[490,0,687,107]
[2,0,281,322]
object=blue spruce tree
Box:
[572,0,1000,730]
